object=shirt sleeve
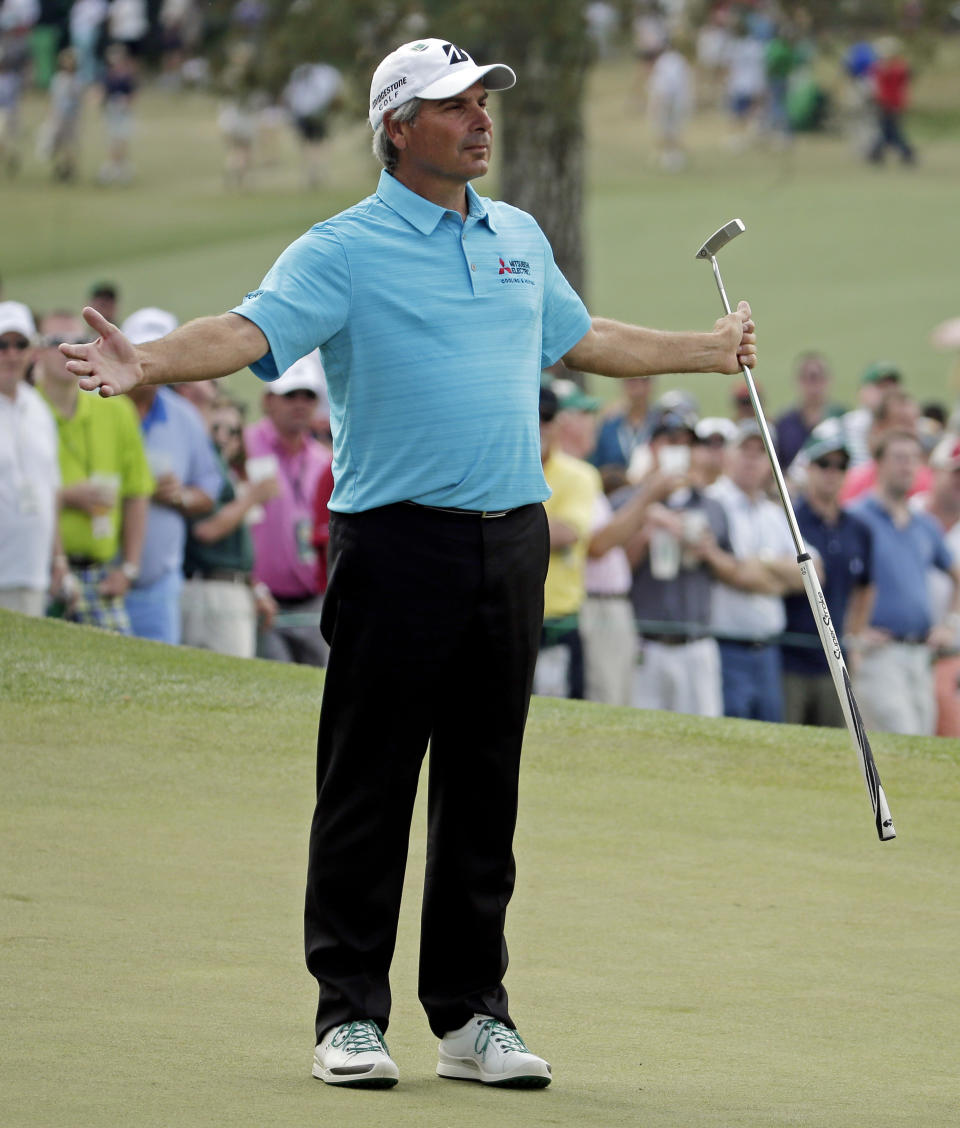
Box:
[538,228,592,369]
[853,515,874,586]
[932,523,955,573]
[231,225,352,382]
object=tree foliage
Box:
[211,0,593,295]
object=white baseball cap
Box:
[369,38,516,130]
[268,349,327,403]
[121,307,179,345]
[0,300,36,341]
[694,417,738,444]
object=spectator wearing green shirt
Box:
[33,310,153,632]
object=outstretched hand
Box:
[60,307,144,398]
[714,300,757,375]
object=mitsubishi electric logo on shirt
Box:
[498,257,534,285]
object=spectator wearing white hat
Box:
[245,349,333,666]
[0,301,64,615]
[122,307,221,643]
[693,416,737,489]
[707,420,806,722]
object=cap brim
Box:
[419,62,516,101]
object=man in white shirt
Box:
[0,301,62,615]
[707,420,804,721]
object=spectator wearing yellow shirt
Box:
[535,384,602,698]
[33,310,153,632]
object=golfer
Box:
[63,37,757,1090]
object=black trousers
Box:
[304,501,549,1041]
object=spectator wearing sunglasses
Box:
[180,391,280,659]
[780,420,874,727]
[0,301,64,617]
[32,310,153,633]
[245,351,333,666]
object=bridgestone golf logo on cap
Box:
[372,76,407,113]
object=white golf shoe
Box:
[436,1014,552,1088]
[312,1019,399,1088]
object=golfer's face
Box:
[406,82,493,182]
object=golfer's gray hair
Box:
[372,98,422,172]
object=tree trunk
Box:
[497,38,589,300]
[481,2,591,301]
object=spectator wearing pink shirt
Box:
[245,351,333,665]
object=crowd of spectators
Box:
[534,354,960,739]
[0,282,333,669]
[0,0,343,186]
[0,1,933,185]
[2,277,960,738]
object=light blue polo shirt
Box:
[137,388,223,587]
[231,171,592,513]
[851,495,953,639]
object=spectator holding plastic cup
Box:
[33,309,153,632]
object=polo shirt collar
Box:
[141,387,169,432]
[376,170,497,234]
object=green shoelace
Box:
[474,1019,529,1059]
[330,1020,389,1056]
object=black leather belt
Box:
[644,633,704,646]
[403,500,515,519]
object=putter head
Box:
[696,218,746,260]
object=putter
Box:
[695,219,896,843]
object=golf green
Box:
[2,610,958,1126]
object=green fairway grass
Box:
[3,609,959,1127]
[7,51,960,418]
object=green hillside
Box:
[2,610,959,1127]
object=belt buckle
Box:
[481,509,510,519]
